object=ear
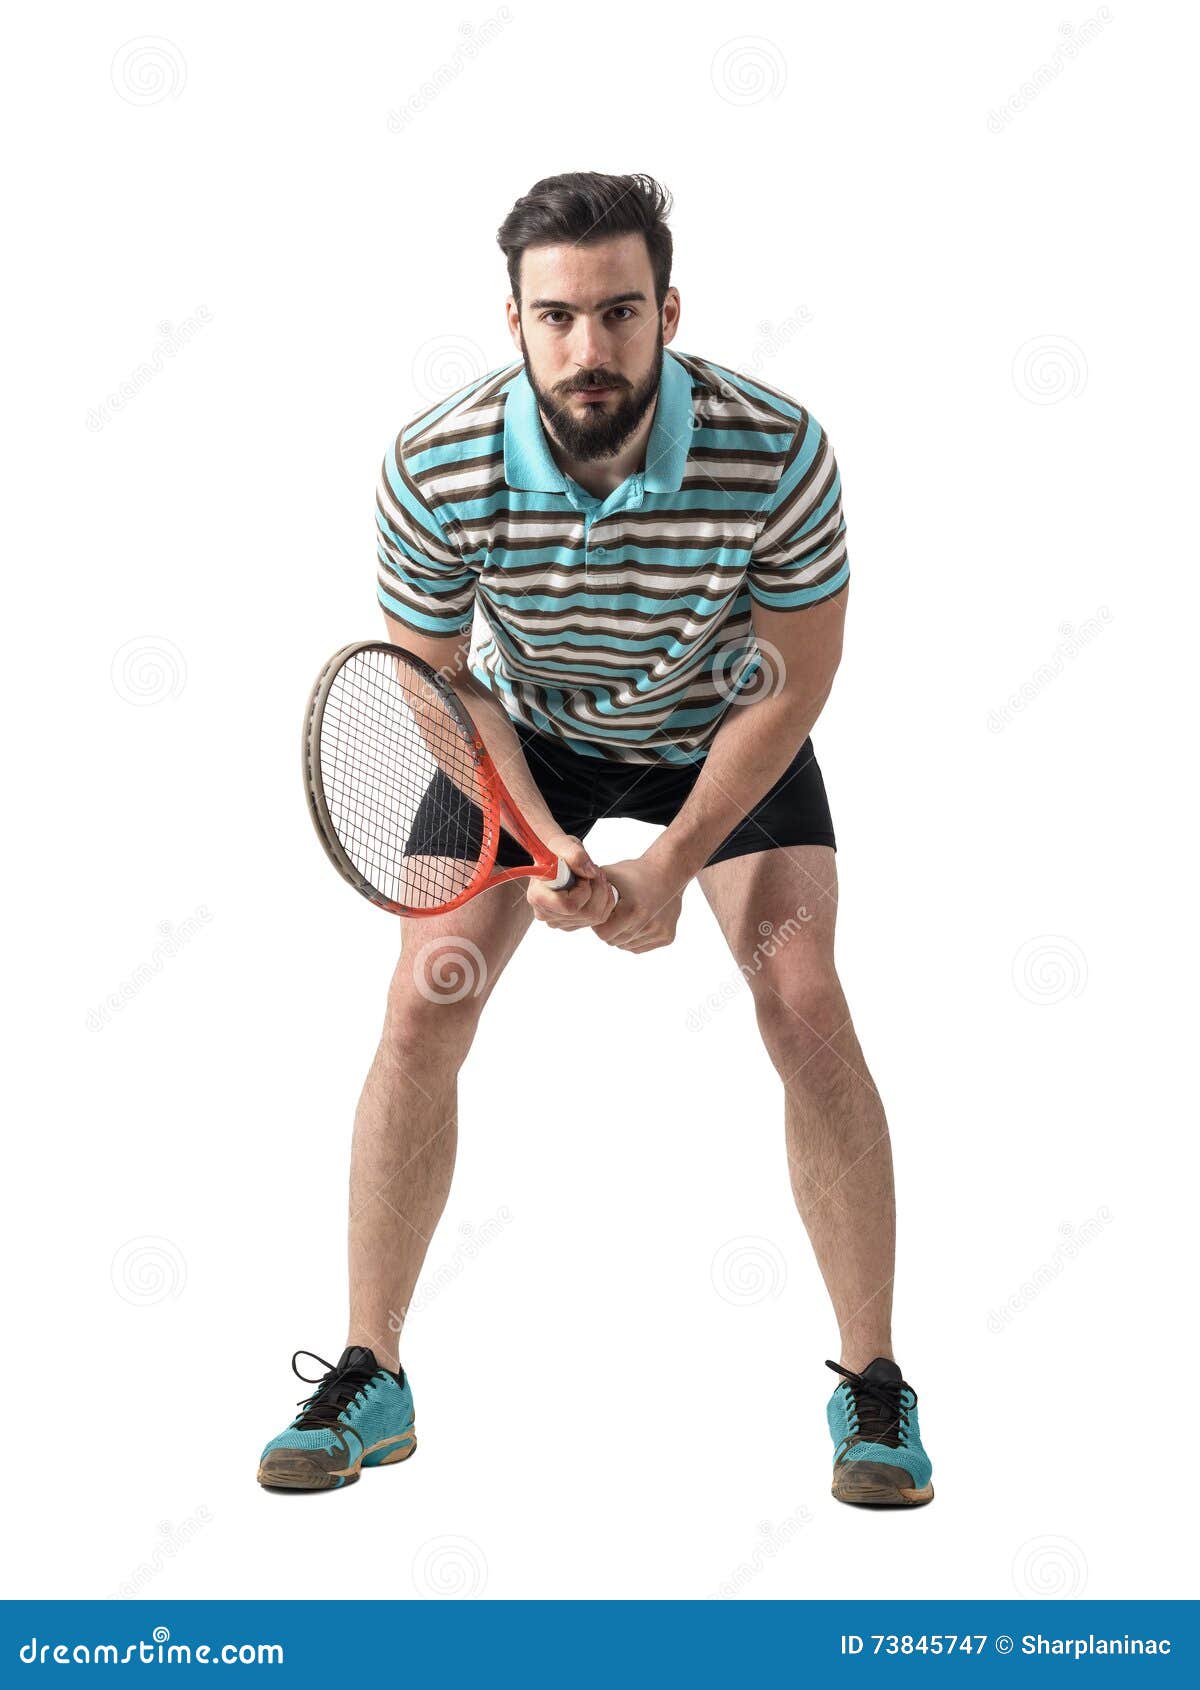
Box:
[661,286,681,347]
[505,296,522,353]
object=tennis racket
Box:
[303,640,581,917]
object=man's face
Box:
[508,232,679,462]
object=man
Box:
[259,172,934,1508]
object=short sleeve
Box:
[748,414,850,610]
[375,435,479,638]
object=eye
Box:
[609,307,636,322]
[540,311,570,326]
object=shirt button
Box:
[592,546,606,558]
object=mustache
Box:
[564,375,627,393]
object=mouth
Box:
[572,385,617,404]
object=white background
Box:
[4,0,1197,1603]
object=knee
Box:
[381,965,486,1071]
[750,967,850,1091]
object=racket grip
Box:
[548,860,619,905]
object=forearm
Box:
[644,684,832,887]
[455,674,567,844]
[378,610,568,847]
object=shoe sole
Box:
[832,1459,933,1508]
[257,1428,417,1491]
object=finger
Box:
[563,871,611,912]
[552,837,604,883]
[543,907,591,931]
[586,880,617,920]
[541,910,592,931]
[531,886,591,923]
[546,877,613,929]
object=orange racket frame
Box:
[303,641,576,918]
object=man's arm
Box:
[381,617,614,924]
[376,431,612,924]
[644,587,847,886]
[379,615,548,843]
[595,411,850,949]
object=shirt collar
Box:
[503,349,694,495]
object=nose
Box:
[570,316,611,376]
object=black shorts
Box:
[406,722,836,871]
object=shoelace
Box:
[825,1360,915,1447]
[291,1350,379,1430]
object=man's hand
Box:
[593,856,687,953]
[526,833,618,931]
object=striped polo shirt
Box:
[376,348,849,765]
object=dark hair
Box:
[497,171,673,309]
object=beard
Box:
[521,328,664,462]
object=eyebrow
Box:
[526,291,648,312]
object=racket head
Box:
[303,641,503,916]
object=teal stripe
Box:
[486,545,750,574]
[401,369,506,449]
[482,587,736,618]
[694,359,805,421]
[478,616,718,657]
[750,558,850,607]
[479,655,730,737]
[688,423,793,451]
[377,548,473,599]
[377,582,465,635]
[377,476,452,558]
[407,430,502,477]
[451,487,773,523]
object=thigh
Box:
[697,844,840,978]
[391,876,536,1014]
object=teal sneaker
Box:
[257,1346,416,1490]
[825,1357,934,1507]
